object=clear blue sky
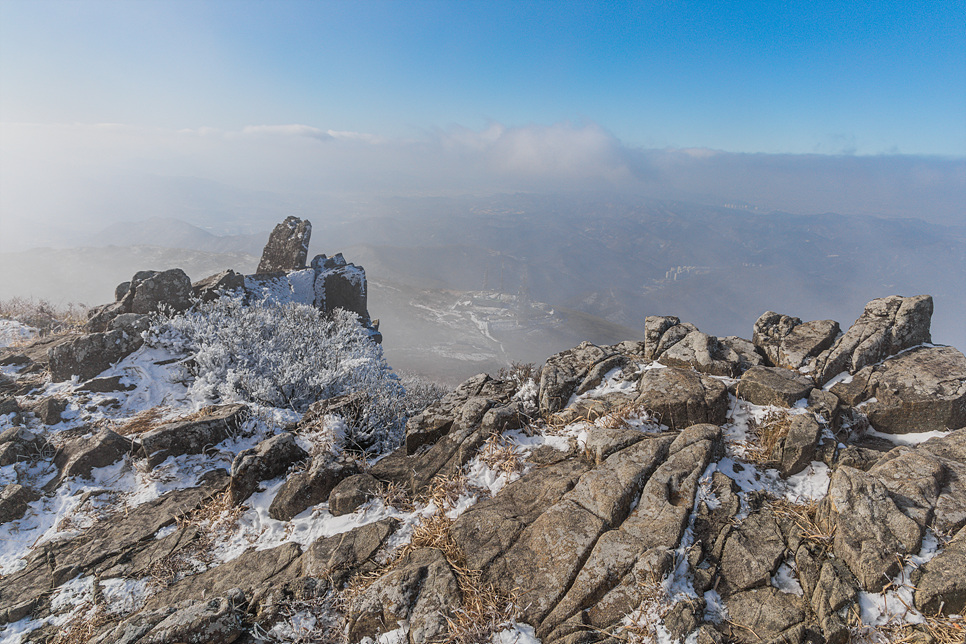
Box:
[2,0,964,156]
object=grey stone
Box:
[257,216,312,274]
[753,310,803,366]
[229,432,308,504]
[915,525,966,615]
[539,342,610,414]
[636,367,730,429]
[821,466,922,591]
[816,294,933,385]
[139,404,249,468]
[318,262,370,320]
[79,375,136,393]
[347,547,459,643]
[770,414,823,476]
[781,319,840,370]
[131,268,193,315]
[0,427,47,465]
[137,596,244,644]
[48,327,144,382]
[302,518,397,585]
[753,311,840,371]
[0,471,229,625]
[49,429,134,489]
[108,313,151,337]
[328,473,382,516]
[736,366,814,407]
[32,396,66,425]
[451,459,590,572]
[146,542,302,609]
[718,510,786,594]
[192,269,245,302]
[644,315,680,361]
[657,330,739,377]
[0,483,40,524]
[725,587,806,644]
[717,335,765,374]
[268,452,359,521]
[831,345,966,434]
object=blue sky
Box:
[2,0,964,155]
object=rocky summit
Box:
[0,224,964,644]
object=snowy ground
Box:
[0,329,955,643]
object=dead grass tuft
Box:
[0,297,88,338]
[113,405,170,436]
[768,498,835,552]
[339,472,520,643]
[739,409,793,464]
[850,613,965,644]
[476,432,527,479]
[376,480,415,512]
[52,602,114,644]
[147,490,243,588]
[497,362,540,387]
[619,573,674,643]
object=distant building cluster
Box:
[664,265,709,281]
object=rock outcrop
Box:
[1,293,964,644]
[256,216,312,274]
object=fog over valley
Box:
[3,190,963,382]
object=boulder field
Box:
[1,227,964,643]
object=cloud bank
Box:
[1,120,963,250]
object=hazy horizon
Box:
[1,1,963,374]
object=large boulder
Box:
[830,345,966,434]
[192,269,245,302]
[256,216,312,274]
[657,330,738,377]
[816,294,933,385]
[131,268,192,314]
[736,366,814,407]
[820,465,923,591]
[229,432,308,504]
[47,327,144,382]
[268,452,359,521]
[636,367,729,429]
[312,253,369,320]
[538,342,610,414]
[139,404,249,468]
[753,311,840,371]
[88,269,192,332]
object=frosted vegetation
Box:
[145,296,424,454]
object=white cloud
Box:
[0,119,963,250]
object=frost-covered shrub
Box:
[145,296,406,453]
[399,372,449,416]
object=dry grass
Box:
[51,602,113,644]
[0,296,88,338]
[768,498,835,553]
[375,480,415,512]
[850,613,965,644]
[338,473,520,644]
[739,409,793,464]
[112,405,170,436]
[147,490,243,588]
[618,573,673,643]
[476,432,527,479]
[497,361,540,387]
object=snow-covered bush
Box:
[145,296,407,453]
